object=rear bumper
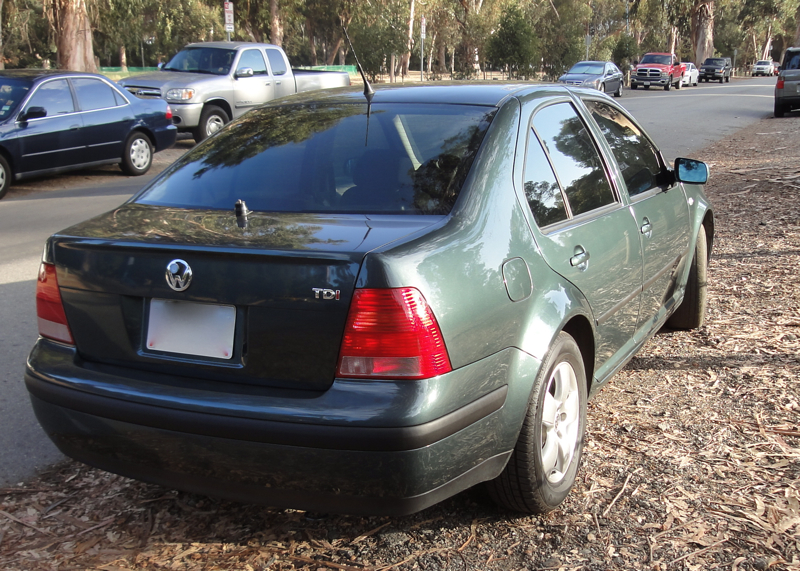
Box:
[25,339,536,515]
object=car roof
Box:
[184,41,278,50]
[274,82,573,108]
[0,69,107,82]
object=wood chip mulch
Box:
[1,115,799,571]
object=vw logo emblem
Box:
[165,259,192,292]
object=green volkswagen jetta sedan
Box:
[26,83,712,516]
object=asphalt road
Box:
[0,76,779,487]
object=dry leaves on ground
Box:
[1,115,798,571]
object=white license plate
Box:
[643,82,650,86]
[146,299,235,359]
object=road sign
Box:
[421,16,426,40]
[224,2,234,33]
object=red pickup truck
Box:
[630,53,686,91]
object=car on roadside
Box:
[775,47,800,117]
[557,60,624,97]
[630,53,686,91]
[681,62,699,86]
[117,42,351,142]
[752,60,775,76]
[0,70,176,200]
[25,83,713,516]
[699,57,732,83]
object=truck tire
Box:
[676,75,682,89]
[631,84,638,90]
[664,77,672,91]
[193,105,229,142]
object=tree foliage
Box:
[1,0,798,73]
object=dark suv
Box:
[775,47,800,117]
[700,57,732,83]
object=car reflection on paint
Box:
[25,82,713,516]
[0,70,176,200]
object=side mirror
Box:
[19,106,46,121]
[235,67,254,78]
[674,158,708,184]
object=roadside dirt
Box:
[1,114,799,571]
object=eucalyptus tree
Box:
[350,0,408,79]
[44,0,96,70]
[486,3,537,78]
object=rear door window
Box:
[531,101,616,217]
[72,78,119,111]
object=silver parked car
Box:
[558,61,624,97]
[775,48,800,117]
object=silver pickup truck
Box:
[118,42,351,141]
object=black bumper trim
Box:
[25,372,507,452]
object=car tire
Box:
[775,100,786,118]
[676,75,682,89]
[631,84,638,90]
[614,82,622,97]
[719,77,723,84]
[693,79,698,86]
[0,154,11,200]
[486,332,587,514]
[193,105,229,142]
[121,132,153,176]
[667,225,708,330]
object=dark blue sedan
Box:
[0,70,177,200]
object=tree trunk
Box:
[50,0,97,71]
[270,0,283,46]
[119,45,128,72]
[761,23,772,60]
[691,0,714,65]
[0,0,4,71]
[307,18,317,65]
[403,0,415,77]
[390,53,396,83]
[437,41,446,74]
[669,26,678,56]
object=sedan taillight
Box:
[36,262,74,345]
[337,288,452,380]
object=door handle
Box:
[569,246,590,270]
[70,124,80,130]
[276,80,281,85]
[640,217,653,237]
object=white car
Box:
[753,60,775,76]
[681,62,699,86]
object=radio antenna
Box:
[342,23,374,104]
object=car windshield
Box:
[163,47,236,75]
[704,58,725,66]
[136,102,496,215]
[640,55,670,65]
[0,78,31,120]
[756,61,771,66]
[568,63,605,74]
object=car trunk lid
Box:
[51,204,440,391]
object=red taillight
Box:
[36,262,74,345]
[166,105,173,120]
[777,78,785,89]
[337,288,452,380]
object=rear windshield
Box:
[136,102,496,215]
[785,51,800,70]
[0,78,31,120]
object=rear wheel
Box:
[0,155,11,200]
[614,82,622,97]
[487,332,587,514]
[676,75,682,89]
[775,100,786,117]
[121,132,153,176]
[193,105,229,142]
[667,225,708,329]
